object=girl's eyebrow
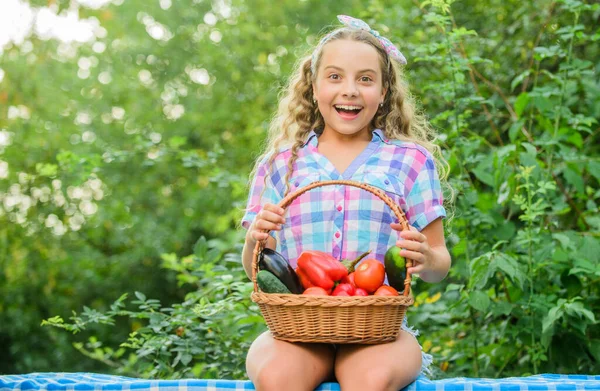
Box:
[324,65,378,73]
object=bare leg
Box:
[334,330,423,391]
[246,331,336,391]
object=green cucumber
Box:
[384,246,406,293]
[256,270,292,294]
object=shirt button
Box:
[294,182,299,187]
[384,180,390,185]
[335,232,340,239]
[337,205,342,212]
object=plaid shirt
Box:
[242,129,446,269]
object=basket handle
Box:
[251,179,413,297]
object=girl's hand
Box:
[248,203,286,243]
[390,223,433,275]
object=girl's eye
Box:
[360,76,373,82]
[328,74,340,80]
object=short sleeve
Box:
[405,151,446,231]
[241,157,284,231]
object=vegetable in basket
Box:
[340,250,372,273]
[259,248,304,294]
[374,285,400,296]
[296,250,348,290]
[295,267,316,290]
[331,282,355,296]
[296,250,372,291]
[302,286,329,296]
[354,258,386,293]
[256,270,292,294]
[384,245,407,293]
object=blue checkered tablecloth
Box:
[1,373,599,391]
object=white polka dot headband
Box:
[311,15,407,74]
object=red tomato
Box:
[302,287,330,296]
[374,285,399,296]
[341,272,356,287]
[353,288,369,296]
[354,259,385,293]
[332,283,355,296]
[333,291,350,296]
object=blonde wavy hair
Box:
[251,26,452,207]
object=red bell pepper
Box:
[295,267,315,290]
[296,250,348,290]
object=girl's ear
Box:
[312,82,318,101]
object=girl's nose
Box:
[343,81,359,97]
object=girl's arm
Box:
[391,217,451,283]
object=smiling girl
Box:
[241,15,452,391]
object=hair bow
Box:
[337,15,407,65]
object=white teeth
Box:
[335,105,362,110]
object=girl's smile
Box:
[334,104,363,120]
[313,39,386,141]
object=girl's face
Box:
[313,39,387,140]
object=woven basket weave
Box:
[251,179,414,344]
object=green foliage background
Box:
[1,0,599,380]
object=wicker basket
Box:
[250,179,414,344]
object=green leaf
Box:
[588,161,600,182]
[514,92,530,118]
[532,96,554,113]
[468,291,490,312]
[472,166,495,187]
[542,304,563,334]
[519,145,538,167]
[134,292,147,302]
[181,353,193,366]
[533,45,564,61]
[445,283,464,292]
[565,301,596,323]
[563,166,585,194]
[522,142,537,156]
[469,253,494,289]
[493,253,526,289]
[511,70,531,91]
[169,136,187,149]
[35,163,58,177]
[566,131,583,148]
[577,236,600,265]
[590,340,600,362]
[571,258,599,276]
[509,120,525,142]
[194,236,208,259]
[492,301,513,316]
[450,27,478,38]
[495,222,516,240]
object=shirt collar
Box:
[304,128,389,147]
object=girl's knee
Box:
[337,365,418,391]
[339,366,387,388]
[251,368,290,391]
[249,357,332,391]
[246,334,334,391]
[335,334,423,391]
